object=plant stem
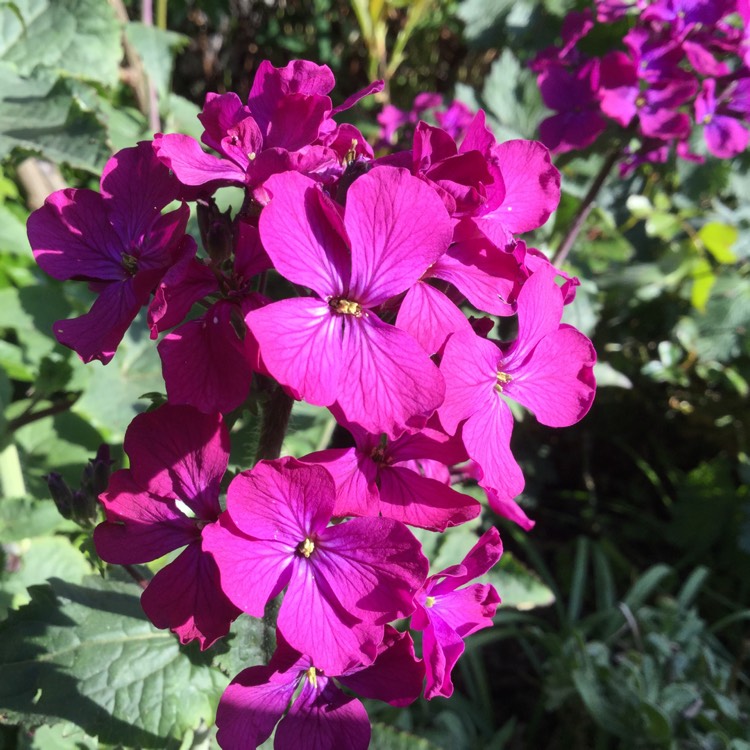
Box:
[0,442,26,498]
[6,396,76,433]
[254,385,295,462]
[122,564,150,590]
[552,148,621,268]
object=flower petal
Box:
[95,470,198,564]
[345,167,452,306]
[335,313,445,439]
[140,538,240,649]
[246,297,343,406]
[124,404,229,520]
[260,171,349,297]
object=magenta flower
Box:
[216,628,424,750]
[28,142,194,364]
[306,416,479,531]
[94,404,239,648]
[696,78,750,159]
[154,60,381,197]
[153,223,270,413]
[245,166,452,438]
[439,267,596,525]
[202,457,428,674]
[538,61,607,153]
[412,527,503,699]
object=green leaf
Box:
[491,552,555,611]
[690,256,715,312]
[695,274,750,362]
[0,496,70,543]
[639,700,672,743]
[0,577,226,747]
[16,721,97,749]
[0,0,121,87]
[125,22,188,101]
[0,283,73,369]
[593,362,632,389]
[0,202,31,256]
[0,65,109,172]
[12,410,105,497]
[699,222,738,265]
[370,723,441,750]
[480,50,545,141]
[72,316,165,442]
[457,0,514,44]
[281,401,335,458]
[0,536,93,619]
[211,614,273,679]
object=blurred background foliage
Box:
[0,0,748,748]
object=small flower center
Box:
[298,537,315,558]
[494,371,512,393]
[305,666,318,688]
[329,297,363,317]
[370,434,390,465]
[425,596,436,608]
[121,253,138,275]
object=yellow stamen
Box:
[248,151,256,161]
[305,666,318,688]
[494,371,512,393]
[425,596,436,608]
[299,538,315,558]
[330,297,363,317]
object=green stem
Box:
[552,147,621,268]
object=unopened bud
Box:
[46,472,75,521]
[197,198,234,265]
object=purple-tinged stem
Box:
[552,147,621,268]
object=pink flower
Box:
[202,457,428,674]
[94,404,239,648]
[245,166,452,438]
[439,267,596,525]
[28,142,194,364]
[412,527,503,699]
[305,416,479,531]
[216,628,423,750]
[154,60,381,199]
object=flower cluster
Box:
[533,1,750,167]
[377,92,476,147]
[27,59,596,748]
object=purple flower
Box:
[94,404,239,648]
[696,78,750,158]
[306,416,479,531]
[216,628,424,750]
[153,223,270,413]
[412,527,503,699]
[202,457,428,674]
[538,61,607,153]
[439,267,596,525]
[245,166,452,438]
[28,142,194,364]
[155,61,381,198]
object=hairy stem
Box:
[254,384,295,462]
[552,148,621,268]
